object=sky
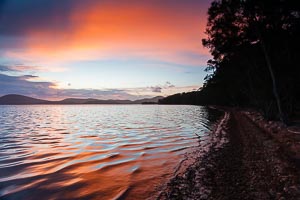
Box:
[0,0,212,100]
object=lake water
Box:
[0,105,221,200]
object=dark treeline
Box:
[160,0,300,122]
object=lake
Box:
[0,105,221,200]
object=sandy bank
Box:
[157,110,300,199]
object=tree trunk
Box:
[260,37,285,123]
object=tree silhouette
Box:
[160,0,300,122]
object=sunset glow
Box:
[0,0,211,100]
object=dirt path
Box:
[158,111,300,200]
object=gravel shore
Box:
[157,110,300,200]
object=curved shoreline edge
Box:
[157,108,300,200]
[156,108,230,199]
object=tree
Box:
[160,0,300,122]
[202,0,300,121]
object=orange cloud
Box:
[9,1,210,66]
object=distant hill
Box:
[0,94,164,105]
[133,96,163,104]
[86,99,133,104]
[59,98,98,104]
[0,94,51,105]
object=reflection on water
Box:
[0,105,220,200]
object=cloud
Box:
[0,0,74,36]
[0,73,56,98]
[0,0,210,37]
[165,81,175,88]
[149,81,176,93]
[0,64,64,75]
[0,73,150,100]
[10,64,44,72]
[151,86,162,93]
[0,0,211,66]
[0,73,200,100]
[0,64,14,72]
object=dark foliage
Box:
[160,0,300,121]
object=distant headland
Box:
[0,94,164,105]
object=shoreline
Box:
[157,109,300,199]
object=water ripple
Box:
[0,105,221,200]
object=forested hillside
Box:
[160,0,300,122]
